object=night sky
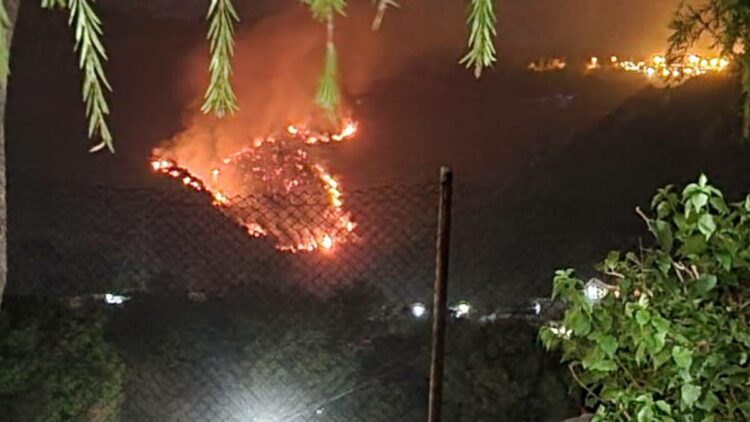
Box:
[6,0,684,190]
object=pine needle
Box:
[460,0,497,78]
[201,0,240,118]
[300,0,347,22]
[316,42,341,117]
[41,0,67,8]
[67,0,114,153]
[306,2,347,116]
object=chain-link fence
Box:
[2,177,578,422]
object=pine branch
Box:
[66,0,113,153]
[316,16,341,116]
[460,0,497,78]
[201,0,239,118]
[300,0,347,22]
[302,1,347,116]
[372,0,399,31]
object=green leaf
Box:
[681,383,702,408]
[709,196,730,214]
[699,391,720,411]
[652,220,674,253]
[599,335,618,357]
[589,359,617,372]
[717,251,732,271]
[657,200,672,219]
[636,309,651,326]
[569,308,591,336]
[695,274,717,295]
[679,235,707,256]
[698,213,717,239]
[656,400,672,415]
[637,404,655,421]
[672,346,693,369]
[691,192,709,213]
[653,349,671,370]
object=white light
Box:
[452,302,471,318]
[104,293,128,305]
[584,278,609,303]
[315,408,324,415]
[411,303,427,318]
[532,301,542,315]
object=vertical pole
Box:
[428,166,453,422]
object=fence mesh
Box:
[2,178,578,422]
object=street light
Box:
[451,301,471,319]
[584,278,611,303]
[411,302,427,318]
[104,293,129,305]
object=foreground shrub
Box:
[0,297,125,422]
[540,176,750,421]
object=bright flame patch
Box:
[151,121,358,253]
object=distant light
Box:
[315,408,324,415]
[104,293,128,305]
[532,301,542,315]
[411,303,427,318]
[584,278,610,303]
[452,302,471,318]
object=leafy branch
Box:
[668,0,750,140]
[460,0,497,78]
[202,0,240,118]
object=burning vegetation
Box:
[151,121,358,253]
[529,52,731,84]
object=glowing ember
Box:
[286,120,358,145]
[151,121,358,253]
[528,57,567,72]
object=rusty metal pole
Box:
[428,166,453,422]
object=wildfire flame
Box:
[151,120,358,253]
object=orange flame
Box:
[150,120,358,254]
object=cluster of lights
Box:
[408,301,472,319]
[589,53,730,82]
[528,53,731,84]
[150,121,358,253]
